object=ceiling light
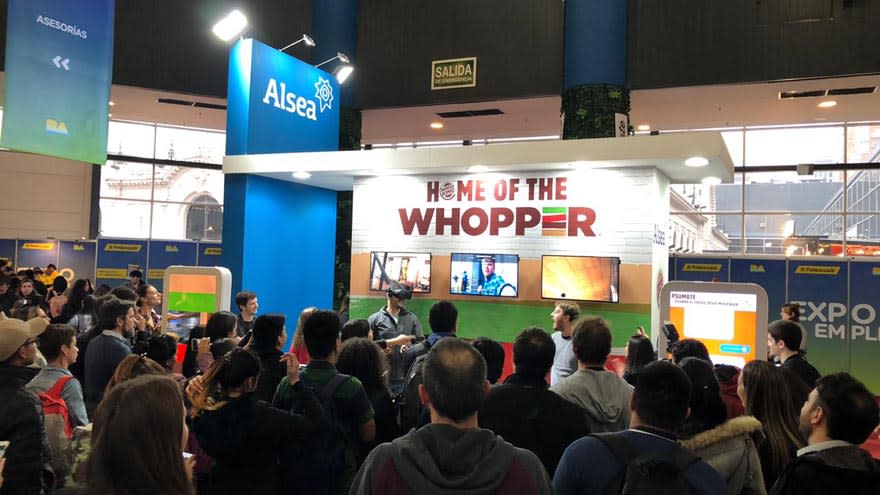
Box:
[701,176,722,186]
[469,165,489,173]
[108,101,115,106]
[637,124,650,131]
[292,171,311,179]
[685,156,709,167]
[315,52,350,68]
[212,10,247,41]
[334,64,354,84]
[107,113,112,117]
[430,122,444,129]
[817,100,837,108]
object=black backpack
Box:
[288,373,351,495]
[394,340,432,432]
[593,433,701,495]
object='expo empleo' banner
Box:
[1,0,114,163]
[848,261,880,393]
[95,239,147,289]
[787,260,848,377]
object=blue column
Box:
[564,0,628,90]
[312,0,359,105]
[222,174,337,348]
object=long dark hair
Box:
[336,337,387,396]
[87,375,193,495]
[205,311,238,341]
[741,361,805,477]
[192,348,261,412]
[63,279,89,314]
[677,357,727,437]
[624,334,655,375]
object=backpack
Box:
[593,433,701,495]
[289,373,351,495]
[37,375,75,483]
[394,339,433,432]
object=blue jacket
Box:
[83,331,131,416]
[554,428,728,495]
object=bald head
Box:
[422,338,487,422]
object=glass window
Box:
[152,166,225,204]
[744,171,844,212]
[745,126,844,167]
[107,121,155,158]
[669,212,739,254]
[155,126,225,164]
[746,214,845,256]
[722,130,744,167]
[99,161,154,200]
[846,124,880,163]
[99,199,152,238]
[149,199,223,241]
[845,214,880,256]
[846,170,880,212]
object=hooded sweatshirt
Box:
[350,423,553,495]
[550,368,633,433]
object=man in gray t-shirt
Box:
[550,301,579,385]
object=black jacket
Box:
[478,372,590,477]
[781,354,821,388]
[192,384,328,495]
[770,445,880,495]
[0,364,54,495]
[253,347,286,404]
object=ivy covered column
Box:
[562,0,629,139]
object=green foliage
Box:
[338,107,362,151]
[562,84,631,139]
[333,192,353,308]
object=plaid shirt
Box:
[479,274,508,295]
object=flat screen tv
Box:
[369,252,432,293]
[541,255,620,303]
[449,253,519,298]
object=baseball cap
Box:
[0,313,49,362]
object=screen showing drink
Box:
[541,255,620,303]
[668,291,758,368]
[369,252,432,293]
[450,253,519,298]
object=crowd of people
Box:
[1,263,878,495]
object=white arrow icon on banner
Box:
[52,56,70,71]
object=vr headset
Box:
[387,285,413,300]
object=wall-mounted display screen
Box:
[450,253,519,298]
[369,252,432,293]
[541,255,620,303]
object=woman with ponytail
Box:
[190,348,328,495]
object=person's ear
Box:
[483,380,491,398]
[685,406,691,419]
[812,404,825,426]
[418,383,431,406]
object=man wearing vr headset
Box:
[368,281,424,395]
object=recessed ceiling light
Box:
[108,101,115,106]
[292,171,311,179]
[701,176,722,186]
[107,113,112,117]
[685,156,709,167]
[430,122,444,129]
[637,124,650,131]
[469,165,489,173]
[817,100,837,108]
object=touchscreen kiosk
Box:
[161,266,232,341]
[659,282,768,368]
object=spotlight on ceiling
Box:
[212,10,247,41]
[685,156,709,168]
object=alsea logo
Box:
[262,75,334,121]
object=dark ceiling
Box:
[0,0,315,98]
